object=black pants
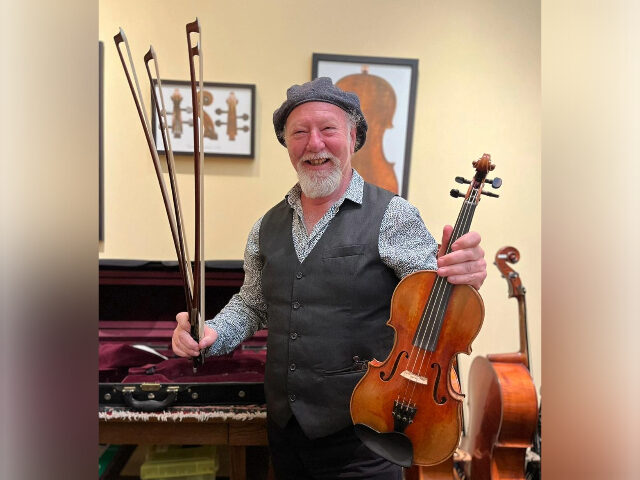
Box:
[267,416,403,480]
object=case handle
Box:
[122,391,177,412]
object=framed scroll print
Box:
[151,80,255,158]
[312,53,418,198]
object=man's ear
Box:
[350,127,357,153]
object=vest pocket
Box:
[321,356,369,376]
[321,244,365,279]
[322,244,365,259]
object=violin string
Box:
[399,198,466,403]
[396,195,470,404]
[398,191,471,405]
[398,263,446,405]
[406,188,477,403]
[402,186,479,405]
[411,187,478,396]
[408,203,472,404]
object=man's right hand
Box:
[171,312,219,358]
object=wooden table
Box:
[99,406,269,480]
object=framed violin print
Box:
[99,40,104,243]
[312,53,418,198]
[151,80,256,158]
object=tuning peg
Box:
[455,176,471,184]
[481,190,499,198]
[486,177,502,189]
[450,189,466,198]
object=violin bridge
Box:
[400,370,429,385]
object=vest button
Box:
[289,393,296,402]
[290,332,298,340]
[292,301,301,310]
[296,271,303,279]
[289,363,296,371]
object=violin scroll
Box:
[472,153,495,172]
[450,154,502,204]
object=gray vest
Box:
[259,182,399,438]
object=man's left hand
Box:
[437,225,487,290]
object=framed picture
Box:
[151,80,255,158]
[99,40,104,242]
[312,53,418,198]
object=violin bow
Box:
[186,18,206,370]
[143,45,194,314]
[114,22,206,371]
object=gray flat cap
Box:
[273,77,367,151]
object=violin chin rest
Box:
[353,423,413,467]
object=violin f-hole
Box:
[380,351,408,381]
[431,362,447,405]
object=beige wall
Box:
[99,0,541,419]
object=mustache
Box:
[298,151,341,166]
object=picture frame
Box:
[151,80,255,158]
[99,40,104,242]
[312,53,418,198]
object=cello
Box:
[462,246,538,479]
[336,67,399,194]
[350,154,500,467]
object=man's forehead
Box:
[286,101,347,124]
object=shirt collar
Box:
[285,169,364,208]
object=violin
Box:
[462,246,538,479]
[350,154,500,467]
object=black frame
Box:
[312,53,418,198]
[151,80,256,158]
[99,41,104,242]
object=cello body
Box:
[350,271,484,466]
[336,69,399,193]
[464,357,537,479]
[463,246,538,479]
[405,458,458,480]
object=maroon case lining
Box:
[99,329,267,384]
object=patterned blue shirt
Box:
[205,170,438,356]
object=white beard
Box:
[296,152,343,199]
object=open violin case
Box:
[99,259,266,412]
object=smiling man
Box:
[172,77,487,479]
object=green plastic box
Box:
[140,446,219,480]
